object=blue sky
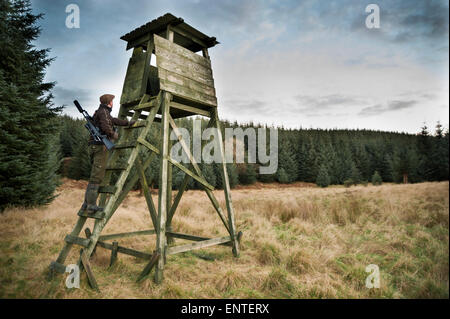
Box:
[31,0,449,133]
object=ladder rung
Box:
[64,234,91,248]
[125,111,147,120]
[98,185,117,194]
[78,210,105,220]
[124,123,146,129]
[105,166,127,171]
[50,261,67,274]
[114,142,136,149]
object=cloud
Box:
[398,1,449,39]
[295,94,363,109]
[29,0,448,133]
[292,94,365,117]
[351,0,449,44]
[358,100,418,117]
[52,86,95,116]
[222,98,271,116]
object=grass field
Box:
[0,179,448,298]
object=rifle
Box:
[73,100,115,150]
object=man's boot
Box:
[85,182,104,214]
[80,186,89,211]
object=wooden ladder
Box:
[48,93,162,289]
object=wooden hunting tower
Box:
[49,13,241,288]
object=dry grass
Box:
[0,179,448,299]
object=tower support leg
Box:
[155,91,171,283]
[211,108,240,257]
[166,129,174,246]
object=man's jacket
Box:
[88,104,130,144]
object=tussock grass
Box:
[0,179,448,298]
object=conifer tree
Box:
[277,138,298,183]
[428,122,449,181]
[214,163,239,189]
[276,168,289,184]
[238,163,257,185]
[349,162,362,185]
[417,124,433,180]
[201,163,216,188]
[316,164,331,187]
[0,0,61,211]
[371,171,382,185]
[67,130,91,180]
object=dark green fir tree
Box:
[0,0,62,211]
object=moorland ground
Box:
[0,179,448,298]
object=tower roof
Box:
[120,13,219,52]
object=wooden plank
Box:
[166,231,234,247]
[98,229,156,241]
[120,47,149,104]
[110,151,157,218]
[148,65,160,96]
[204,190,231,234]
[105,166,127,171]
[155,92,171,284]
[202,47,210,60]
[136,251,160,283]
[80,249,99,291]
[98,185,116,194]
[167,25,174,42]
[171,101,211,117]
[166,174,191,227]
[141,39,154,99]
[154,34,211,68]
[49,261,66,274]
[125,111,150,120]
[166,236,232,255]
[136,156,158,230]
[137,137,160,155]
[55,216,88,265]
[159,78,217,107]
[171,25,210,51]
[158,68,216,97]
[168,158,214,191]
[64,234,91,248]
[155,47,212,77]
[209,110,240,257]
[96,240,153,260]
[114,142,137,149]
[157,56,214,87]
[109,241,118,268]
[78,210,105,220]
[124,123,146,129]
[168,115,204,175]
[130,96,159,111]
[126,33,151,51]
[84,228,96,255]
[167,131,173,240]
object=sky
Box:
[30,0,449,134]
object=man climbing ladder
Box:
[81,94,135,214]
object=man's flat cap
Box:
[100,94,115,105]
